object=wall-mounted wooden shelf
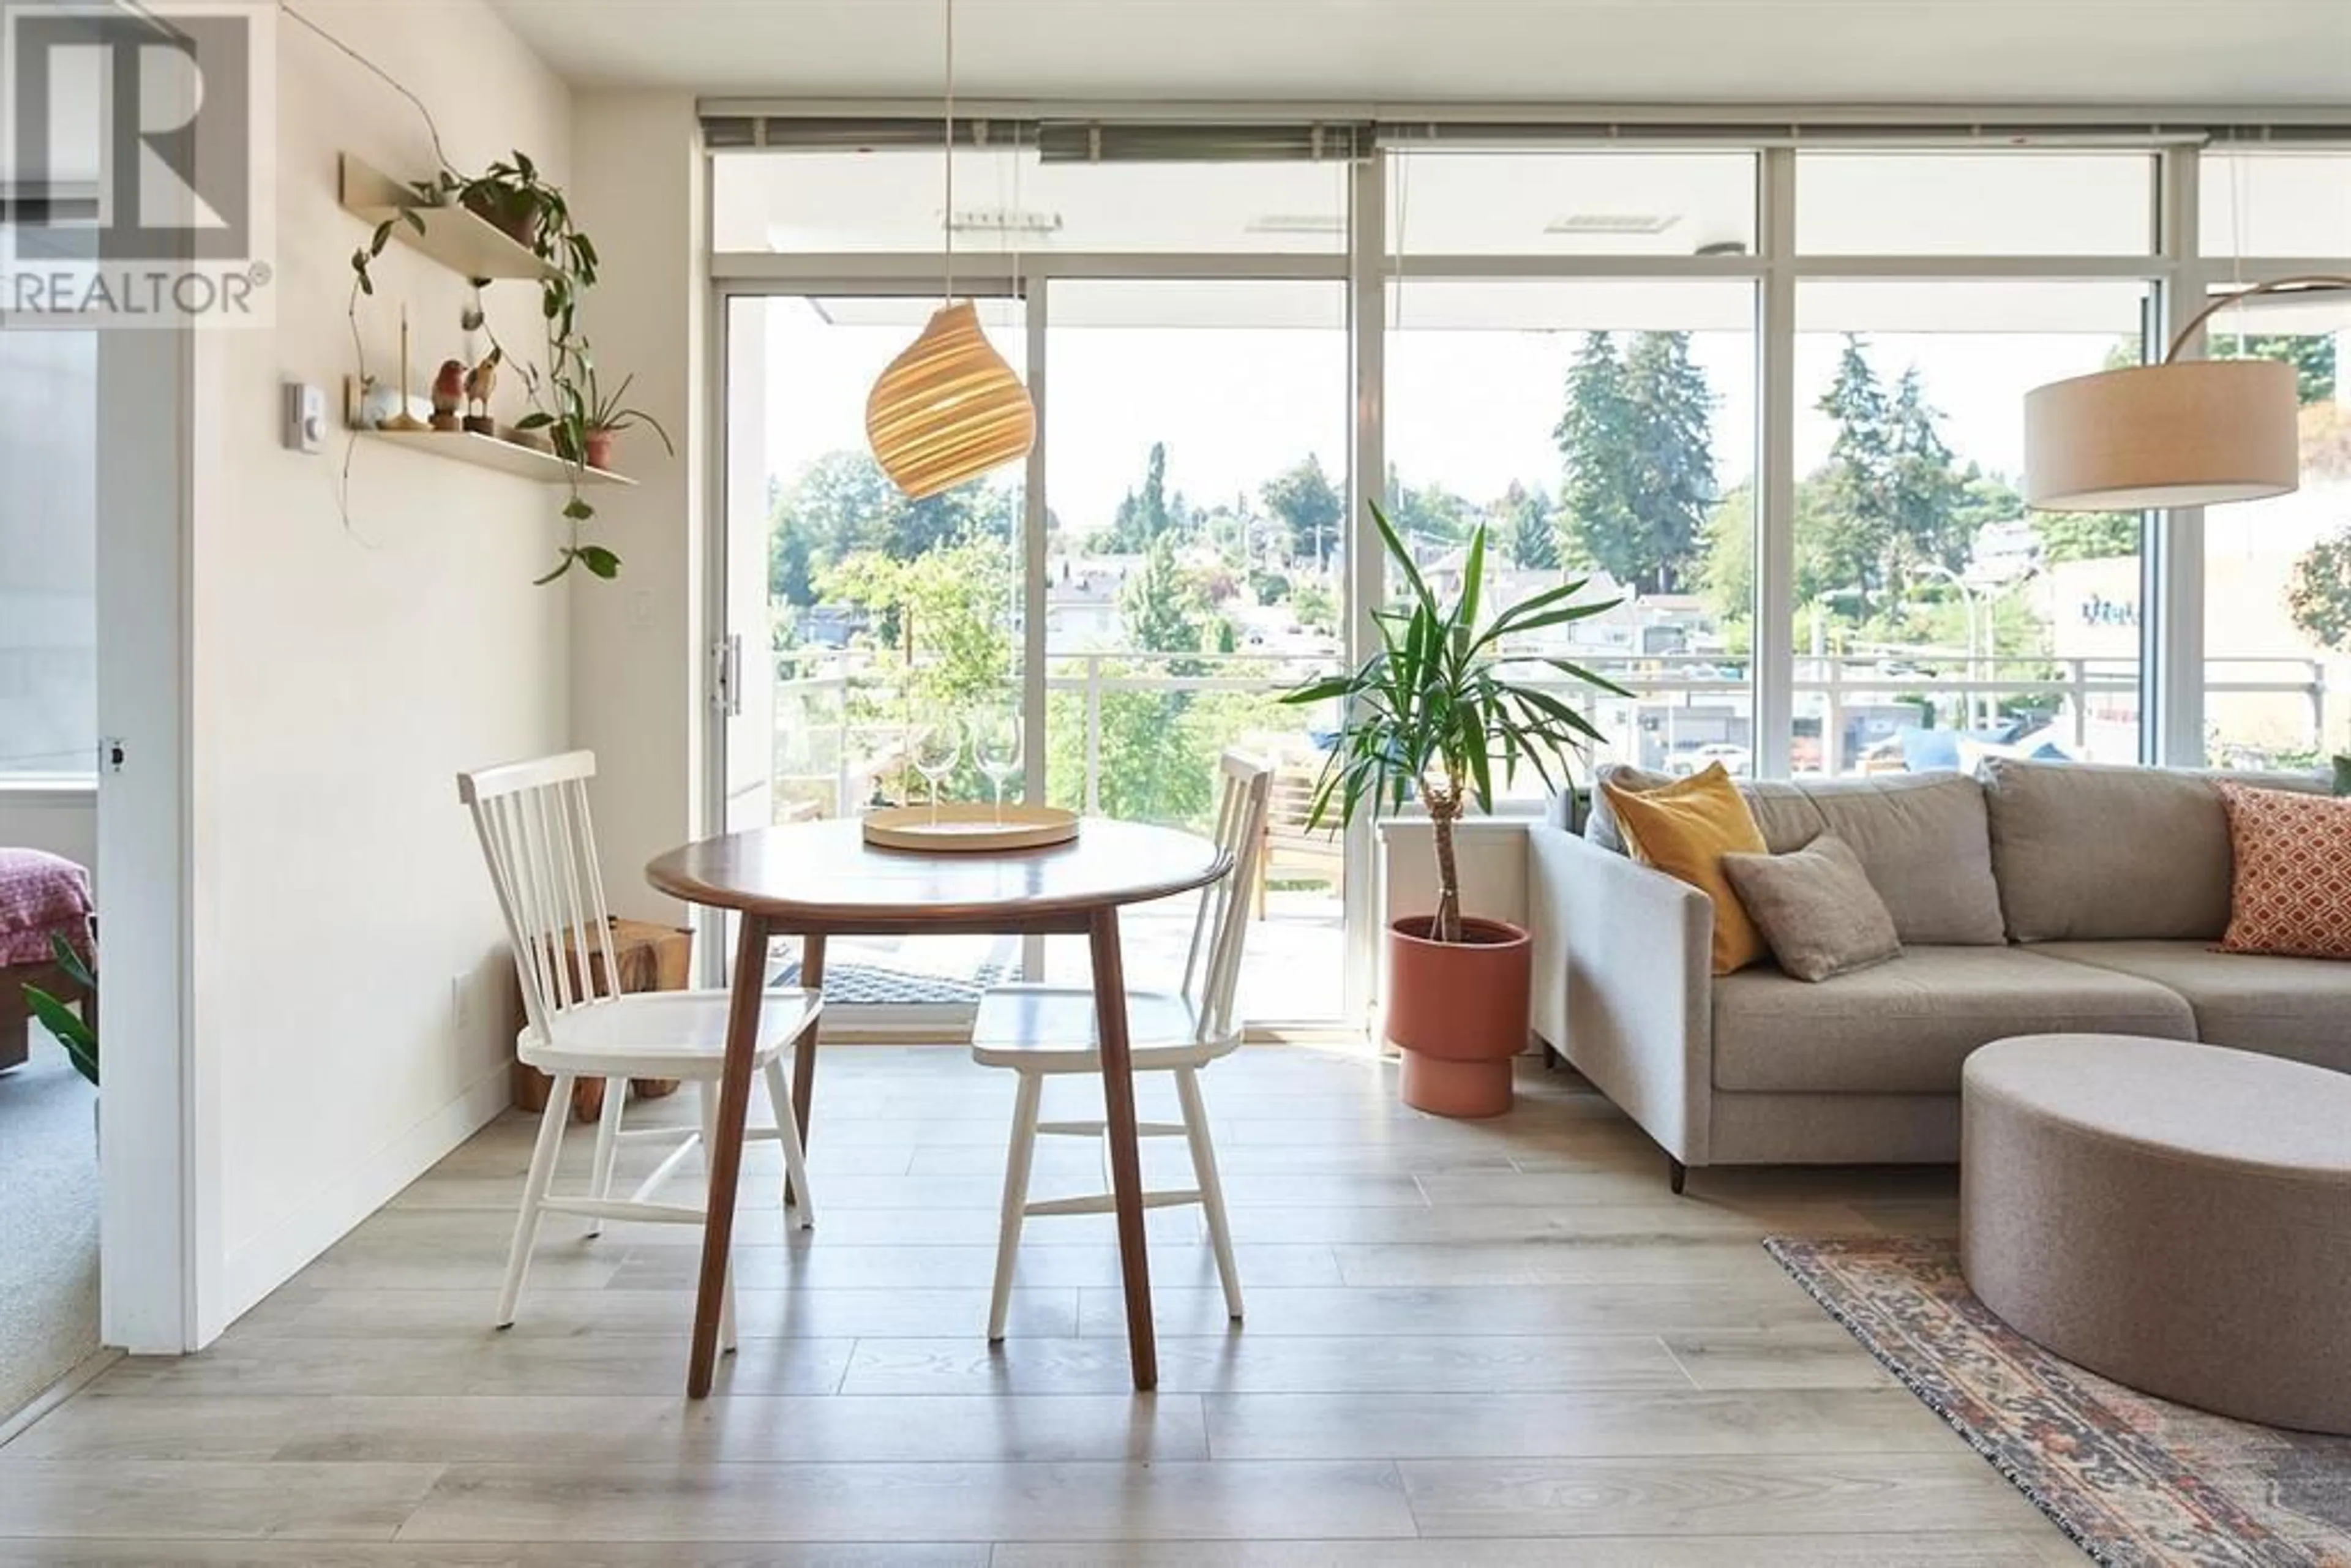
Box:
[339,152,555,282]
[358,428,637,487]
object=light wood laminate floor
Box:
[0,1046,2079,1564]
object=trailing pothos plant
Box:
[1280,503,1626,944]
[350,149,629,583]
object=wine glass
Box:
[910,713,962,825]
[969,708,1024,823]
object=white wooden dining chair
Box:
[969,749,1274,1341]
[458,750,820,1339]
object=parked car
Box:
[1664,743,1752,778]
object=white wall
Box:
[188,2,572,1330]
[566,93,708,925]
[0,792,96,872]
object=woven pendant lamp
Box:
[866,0,1034,499]
[866,301,1035,500]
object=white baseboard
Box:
[217,1063,511,1330]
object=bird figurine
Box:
[429,359,465,432]
[462,347,502,436]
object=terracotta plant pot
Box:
[583,428,618,470]
[462,188,539,249]
[1384,915,1532,1117]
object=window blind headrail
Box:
[703,112,2351,155]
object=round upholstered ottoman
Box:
[1962,1034,2351,1435]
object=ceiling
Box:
[485,0,2351,105]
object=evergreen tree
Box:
[1260,454,1346,568]
[1884,366,1970,579]
[1104,441,1177,552]
[1809,335,1899,615]
[1496,481,1559,570]
[1556,331,1719,593]
[1555,332,1645,587]
[1621,331,1718,593]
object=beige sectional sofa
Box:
[1524,758,2350,1185]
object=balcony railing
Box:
[768,646,2332,819]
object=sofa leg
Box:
[1668,1158,1687,1196]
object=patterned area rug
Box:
[1767,1236,2351,1567]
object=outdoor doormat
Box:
[1766,1235,2351,1566]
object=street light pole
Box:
[1917,563,1982,730]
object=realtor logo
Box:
[1,1,275,324]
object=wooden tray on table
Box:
[861,803,1079,853]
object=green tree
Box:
[1809,335,1900,615]
[1120,536,1208,665]
[1621,331,1718,592]
[769,448,1014,609]
[1291,580,1340,635]
[1385,467,1477,548]
[2289,526,2351,651]
[1104,441,1179,552]
[816,536,1014,707]
[2034,509,2142,564]
[1496,481,1559,570]
[2218,334,2337,405]
[1556,331,1717,593]
[1883,366,1970,579]
[1555,332,1643,585]
[1261,454,1346,568]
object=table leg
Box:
[784,932,825,1208]
[688,910,770,1399]
[1087,906,1157,1391]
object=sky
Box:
[751,294,2129,537]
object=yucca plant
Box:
[23,932,97,1087]
[1281,503,1625,945]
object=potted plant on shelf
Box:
[350,149,632,582]
[1282,504,1622,1116]
[530,362,673,473]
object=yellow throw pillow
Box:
[1600,763,1770,976]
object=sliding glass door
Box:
[1037,279,1349,1022]
[721,290,1029,1018]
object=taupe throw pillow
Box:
[1720,833,1903,983]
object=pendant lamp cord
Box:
[942,0,956,304]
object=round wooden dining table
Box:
[646,816,1231,1398]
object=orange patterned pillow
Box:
[2216,782,2351,960]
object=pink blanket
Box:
[0,849,93,967]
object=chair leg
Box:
[497,1075,572,1329]
[763,1057,816,1231]
[697,1082,739,1355]
[1175,1067,1243,1322]
[585,1075,628,1239]
[988,1071,1044,1343]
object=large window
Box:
[0,322,96,782]
[1790,280,2151,773]
[2197,296,2349,769]
[1038,280,1348,1019]
[715,127,2351,1021]
[1385,278,1757,781]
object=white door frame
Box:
[84,0,204,1354]
[92,318,201,1354]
